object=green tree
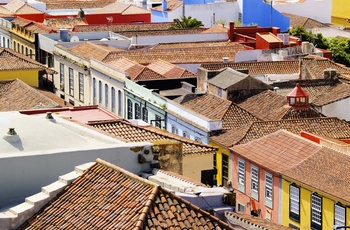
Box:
[170,16,204,29]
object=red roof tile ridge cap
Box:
[96,158,158,187]
[134,186,159,230]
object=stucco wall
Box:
[316,98,350,121]
[0,142,153,209]
[182,152,213,183]
[0,70,39,87]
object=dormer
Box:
[286,83,309,109]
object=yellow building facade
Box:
[0,70,39,87]
[10,21,36,59]
[332,0,350,27]
[281,177,350,229]
[210,141,230,186]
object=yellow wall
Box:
[282,178,350,229]
[332,0,350,26]
[183,153,214,183]
[210,141,230,186]
[0,70,39,87]
[11,26,36,59]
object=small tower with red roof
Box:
[286,83,309,109]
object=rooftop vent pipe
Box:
[3,128,20,142]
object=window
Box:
[155,114,161,128]
[98,81,102,104]
[171,125,178,135]
[135,103,141,119]
[111,87,116,113]
[29,49,33,59]
[78,73,84,101]
[265,172,273,208]
[218,88,222,97]
[183,131,190,138]
[127,99,133,119]
[118,90,122,116]
[290,184,300,222]
[59,63,64,88]
[238,203,245,212]
[311,194,322,230]
[222,154,229,187]
[194,137,201,142]
[69,68,73,96]
[92,78,96,104]
[251,165,259,200]
[13,41,16,51]
[237,158,245,192]
[334,203,346,229]
[105,84,108,107]
[142,107,148,122]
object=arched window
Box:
[183,131,190,139]
[127,99,133,119]
[118,90,122,116]
[13,41,16,51]
[111,87,116,113]
[105,83,108,108]
[135,103,141,119]
[171,125,178,135]
[142,107,148,122]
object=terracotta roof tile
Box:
[4,0,43,14]
[152,41,242,49]
[282,147,350,203]
[19,159,234,229]
[282,12,328,29]
[151,0,182,12]
[230,130,320,173]
[102,46,245,64]
[41,0,114,10]
[0,79,61,111]
[89,119,217,156]
[43,18,88,30]
[221,104,260,130]
[0,48,56,74]
[68,42,124,61]
[237,117,350,145]
[201,61,300,75]
[210,126,250,148]
[12,17,57,34]
[146,59,196,79]
[91,1,150,14]
[225,212,292,230]
[181,94,232,120]
[73,22,174,32]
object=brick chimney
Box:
[229,21,235,41]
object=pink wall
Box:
[231,153,281,224]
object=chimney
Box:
[3,128,20,142]
[59,29,69,42]
[229,21,235,41]
[223,57,229,63]
[162,0,167,11]
[46,112,54,119]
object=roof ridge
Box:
[134,186,159,230]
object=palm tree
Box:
[170,16,204,29]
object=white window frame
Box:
[335,203,346,229]
[251,165,259,200]
[69,67,74,96]
[78,72,84,102]
[311,194,322,230]
[265,172,273,208]
[237,158,245,192]
[289,184,300,222]
[135,103,141,119]
[127,99,133,119]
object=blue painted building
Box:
[243,0,290,32]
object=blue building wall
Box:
[151,10,168,22]
[243,0,290,32]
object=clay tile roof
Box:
[106,57,145,79]
[43,18,88,30]
[19,158,234,229]
[230,130,321,173]
[311,83,350,106]
[152,41,242,49]
[12,17,57,34]
[282,12,328,29]
[91,1,150,14]
[89,120,217,156]
[0,79,61,111]
[210,126,250,148]
[202,24,229,33]
[225,212,292,230]
[0,5,11,15]
[236,117,350,145]
[42,0,114,10]
[238,90,323,121]
[146,59,196,79]
[73,22,174,33]
[0,48,56,74]
[151,0,182,12]
[181,94,232,120]
[301,56,350,80]
[201,60,300,75]
[207,68,249,89]
[221,104,261,130]
[68,42,124,61]
[4,0,43,14]
[102,45,245,64]
[282,147,350,203]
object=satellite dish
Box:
[70,35,79,42]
